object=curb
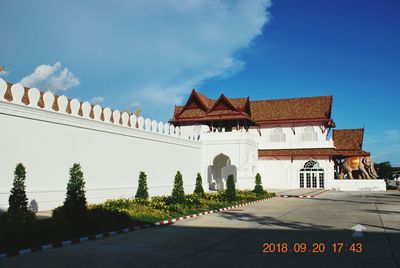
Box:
[0,196,277,260]
[154,196,277,225]
[277,190,329,199]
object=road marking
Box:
[351,224,366,237]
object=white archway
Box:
[208,153,237,190]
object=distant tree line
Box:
[374,161,400,179]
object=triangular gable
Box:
[208,94,239,113]
[242,97,251,115]
[176,89,209,118]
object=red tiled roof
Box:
[258,148,370,158]
[250,96,333,123]
[170,90,334,126]
[333,129,364,150]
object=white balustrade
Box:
[130,114,138,128]
[57,95,68,113]
[70,99,80,116]
[103,107,112,123]
[11,83,25,105]
[138,116,145,130]
[93,105,102,120]
[0,78,7,101]
[28,88,40,108]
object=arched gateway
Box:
[208,153,237,190]
[299,160,324,188]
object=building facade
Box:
[171,90,385,191]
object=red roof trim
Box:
[170,115,258,124]
[258,148,370,158]
[257,118,335,126]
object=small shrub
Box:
[7,163,35,225]
[135,171,149,200]
[237,190,260,202]
[166,203,185,213]
[93,198,169,222]
[171,171,185,204]
[203,191,225,202]
[184,194,202,208]
[193,173,205,197]
[63,163,87,218]
[253,173,264,196]
[225,175,236,202]
[149,196,169,211]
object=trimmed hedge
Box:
[63,163,87,219]
[171,171,185,204]
[225,175,236,202]
[135,171,149,200]
[193,173,205,197]
[254,173,264,197]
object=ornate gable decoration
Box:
[176,89,209,119]
[208,94,239,113]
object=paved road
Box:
[2,191,400,267]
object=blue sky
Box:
[1,0,399,166]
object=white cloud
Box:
[20,62,80,93]
[89,96,104,105]
[384,130,400,140]
[128,0,272,111]
[12,1,272,120]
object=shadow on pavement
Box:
[1,221,399,268]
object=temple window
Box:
[270,127,286,142]
[300,126,318,142]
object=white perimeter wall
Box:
[327,180,386,191]
[0,81,202,211]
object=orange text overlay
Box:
[262,242,363,254]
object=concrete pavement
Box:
[1,191,399,267]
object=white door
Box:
[299,160,324,189]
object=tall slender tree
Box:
[135,171,149,200]
[225,175,236,202]
[64,163,87,217]
[7,163,35,224]
[253,173,264,196]
[171,171,185,204]
[193,173,205,197]
[8,163,29,215]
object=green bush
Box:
[225,175,236,202]
[135,171,149,200]
[203,191,226,202]
[193,173,205,197]
[171,171,185,204]
[236,190,257,201]
[200,199,227,210]
[253,173,264,196]
[92,198,169,222]
[63,163,87,218]
[184,194,202,208]
[7,163,35,225]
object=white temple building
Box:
[170,90,384,191]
